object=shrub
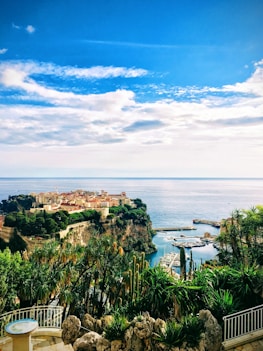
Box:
[182,315,205,347]
[205,288,238,325]
[156,320,185,347]
[156,315,204,348]
[103,313,129,341]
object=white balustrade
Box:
[223,304,263,341]
[0,305,64,338]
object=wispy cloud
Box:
[83,39,182,49]
[12,23,36,34]
[82,39,216,50]
[0,61,147,81]
[0,48,8,55]
[12,23,21,30]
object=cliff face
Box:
[64,218,157,254]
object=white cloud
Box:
[0,61,147,81]
[0,48,8,55]
[0,58,263,176]
[26,25,35,34]
[223,60,263,96]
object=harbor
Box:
[159,252,181,268]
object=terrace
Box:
[0,304,263,351]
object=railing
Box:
[0,305,64,338]
[223,304,263,342]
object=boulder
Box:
[82,313,96,331]
[124,326,144,351]
[100,315,114,329]
[154,318,166,336]
[96,337,111,351]
[62,315,81,345]
[199,310,222,351]
[110,339,123,351]
[73,331,102,351]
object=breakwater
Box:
[193,219,221,228]
[154,226,196,231]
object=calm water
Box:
[0,177,263,267]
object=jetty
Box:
[159,252,181,268]
[154,226,196,231]
[192,219,221,228]
[172,241,206,249]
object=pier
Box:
[192,219,221,228]
[154,226,196,231]
[159,252,181,268]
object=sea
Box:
[0,177,263,269]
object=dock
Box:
[154,226,196,231]
[159,252,181,268]
[192,219,221,228]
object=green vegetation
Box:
[4,208,100,237]
[216,206,263,267]
[0,195,35,214]
[156,320,184,347]
[0,202,263,344]
[109,200,151,226]
[103,312,129,341]
[156,316,205,348]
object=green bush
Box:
[205,288,238,325]
[103,313,129,341]
[156,320,185,347]
[156,315,204,348]
[182,315,205,347]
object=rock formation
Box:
[62,310,222,351]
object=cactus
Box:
[127,252,148,303]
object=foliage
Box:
[156,320,184,346]
[103,312,129,341]
[4,208,100,237]
[181,315,205,347]
[216,206,263,267]
[139,265,176,319]
[193,265,263,314]
[1,202,263,347]
[109,201,150,227]
[0,248,22,313]
[0,195,35,214]
[204,289,238,325]
[156,315,204,348]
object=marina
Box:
[159,252,181,268]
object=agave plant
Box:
[156,320,185,347]
[181,315,205,347]
[103,312,129,341]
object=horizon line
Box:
[0,177,263,180]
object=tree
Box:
[180,247,187,280]
[0,248,23,313]
[216,206,263,267]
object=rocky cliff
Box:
[63,218,157,254]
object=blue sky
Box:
[0,0,263,177]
